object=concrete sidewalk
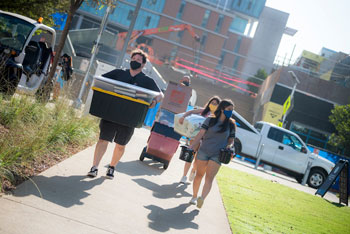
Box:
[0,128,232,234]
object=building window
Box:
[215,15,224,33]
[247,0,253,10]
[218,51,226,65]
[127,10,134,20]
[237,0,242,7]
[229,16,248,33]
[234,36,242,53]
[200,32,208,51]
[233,56,240,70]
[201,10,210,27]
[216,50,226,69]
[178,30,184,39]
[176,0,186,19]
[145,16,151,27]
[170,46,178,60]
[147,0,157,5]
[290,122,330,149]
[194,56,200,65]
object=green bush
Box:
[0,95,99,190]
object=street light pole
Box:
[73,4,112,109]
[281,71,300,127]
[115,0,142,69]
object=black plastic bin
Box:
[89,87,149,128]
[151,122,182,141]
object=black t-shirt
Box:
[102,69,161,92]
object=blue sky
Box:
[265,0,350,63]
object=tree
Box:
[0,0,70,26]
[247,68,268,94]
[329,104,350,156]
[44,0,115,96]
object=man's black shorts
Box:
[99,119,135,145]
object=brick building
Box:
[70,0,288,88]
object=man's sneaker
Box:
[180,176,187,184]
[196,196,204,208]
[87,166,98,177]
[189,171,196,181]
[189,197,197,205]
[106,166,115,179]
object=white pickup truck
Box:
[231,111,334,189]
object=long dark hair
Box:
[209,99,234,133]
[201,96,221,117]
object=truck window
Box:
[289,135,303,152]
[281,131,303,152]
[267,127,283,143]
[254,123,263,132]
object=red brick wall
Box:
[239,37,252,55]
[221,16,232,35]
[152,38,173,61]
[162,0,180,18]
[177,47,196,62]
[199,55,217,70]
[156,17,175,40]
[205,33,224,57]
[182,3,205,26]
[207,11,218,31]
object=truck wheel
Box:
[307,168,326,189]
[234,138,242,154]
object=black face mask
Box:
[182,81,190,86]
[130,60,142,70]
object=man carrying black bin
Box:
[88,50,163,179]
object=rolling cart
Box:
[140,117,182,169]
[139,81,192,170]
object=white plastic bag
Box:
[174,113,188,136]
[184,115,206,138]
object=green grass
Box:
[0,94,99,190]
[217,166,350,234]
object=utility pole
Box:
[115,0,142,68]
[73,4,112,109]
[288,44,296,65]
[281,71,300,127]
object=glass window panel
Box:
[201,10,210,27]
[307,138,325,148]
[291,123,309,135]
[309,130,328,141]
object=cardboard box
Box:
[160,81,192,114]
